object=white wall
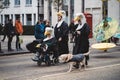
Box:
[108,0,120,25]
[74,0,82,15]
[51,2,58,27]
[85,0,102,9]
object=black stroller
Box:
[26,37,59,66]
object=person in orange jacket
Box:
[15,17,23,51]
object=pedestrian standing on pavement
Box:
[0,23,4,53]
[6,19,15,51]
[15,17,23,51]
[69,19,76,43]
[54,10,69,56]
[1,20,8,42]
[0,42,3,53]
[34,20,45,40]
[73,13,90,68]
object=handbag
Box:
[19,36,23,44]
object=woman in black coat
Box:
[73,23,90,54]
[73,13,90,67]
[54,11,69,56]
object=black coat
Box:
[54,21,69,55]
[73,23,90,54]
[5,22,15,36]
[69,22,76,33]
[0,24,3,35]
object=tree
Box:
[0,0,10,13]
[53,0,63,11]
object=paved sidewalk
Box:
[0,35,35,56]
[0,35,97,56]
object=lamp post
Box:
[57,0,60,12]
[37,0,40,21]
[82,0,85,13]
[101,0,108,19]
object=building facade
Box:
[0,0,44,25]
[0,0,120,28]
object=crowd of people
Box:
[0,17,23,53]
[0,11,91,68]
[30,11,90,67]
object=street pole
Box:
[37,0,40,21]
[57,0,59,12]
[82,0,85,13]
[101,0,108,19]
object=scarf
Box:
[57,20,63,28]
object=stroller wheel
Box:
[37,61,42,66]
[53,58,59,64]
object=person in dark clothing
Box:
[73,13,90,67]
[1,27,7,42]
[31,27,59,64]
[0,42,3,53]
[6,19,15,51]
[69,19,76,43]
[0,24,4,53]
[54,10,69,56]
[1,21,8,42]
[34,20,45,40]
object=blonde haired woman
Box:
[73,13,90,68]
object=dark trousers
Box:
[7,35,13,50]
[0,42,1,51]
[16,34,21,49]
[0,42,4,53]
[2,34,6,41]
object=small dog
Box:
[59,52,90,72]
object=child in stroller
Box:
[26,27,59,66]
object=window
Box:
[26,0,32,6]
[2,0,10,7]
[34,14,36,25]
[15,14,20,20]
[26,14,32,25]
[14,0,20,6]
[22,14,24,25]
[1,15,3,24]
[26,0,32,4]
